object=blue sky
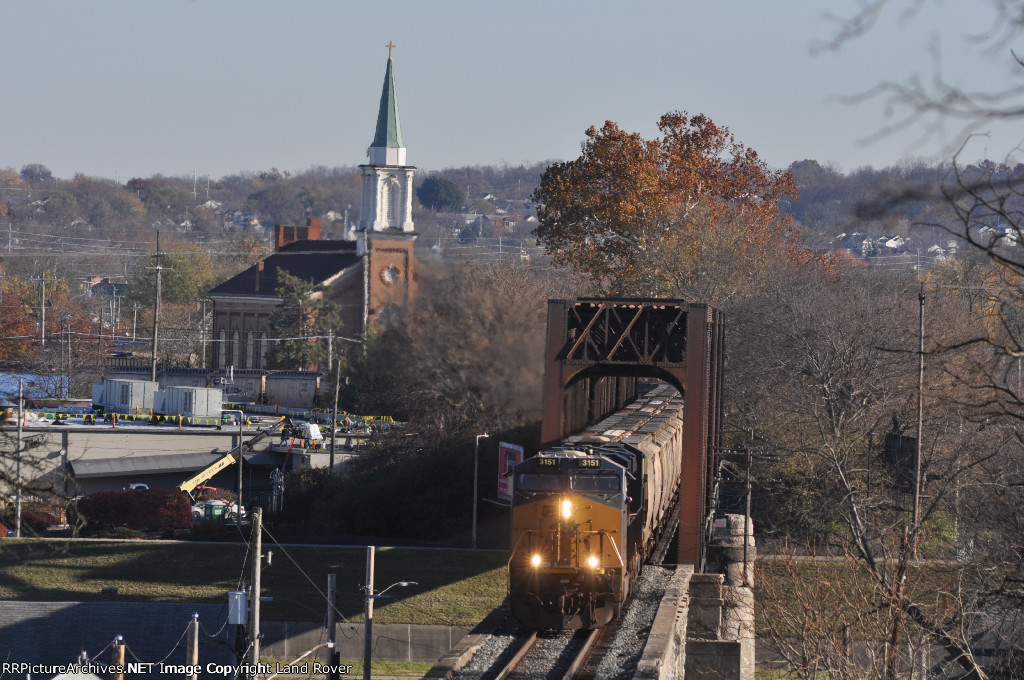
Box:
[2,1,1022,180]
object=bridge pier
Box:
[637,514,756,680]
[712,514,756,680]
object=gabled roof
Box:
[370,57,405,150]
[208,239,360,298]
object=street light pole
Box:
[223,409,245,517]
[363,546,374,680]
[150,231,168,382]
[472,433,489,549]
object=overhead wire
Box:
[260,525,351,625]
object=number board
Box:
[577,458,601,468]
[537,458,559,468]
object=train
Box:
[508,381,684,629]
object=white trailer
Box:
[155,386,224,419]
[91,379,159,413]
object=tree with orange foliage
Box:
[0,282,37,360]
[534,112,821,303]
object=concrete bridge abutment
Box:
[636,514,755,680]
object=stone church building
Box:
[207,52,419,371]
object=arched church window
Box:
[386,176,399,227]
[218,330,227,368]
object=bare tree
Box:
[733,263,1022,679]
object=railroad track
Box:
[493,629,599,680]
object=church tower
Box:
[358,43,418,333]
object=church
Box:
[207,48,419,371]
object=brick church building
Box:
[207,51,419,371]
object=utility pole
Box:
[327,574,340,680]
[32,274,54,360]
[913,283,925,558]
[15,378,23,538]
[60,316,67,395]
[200,298,209,369]
[330,339,341,474]
[96,307,104,365]
[363,546,375,680]
[39,276,46,359]
[150,231,167,382]
[248,507,263,678]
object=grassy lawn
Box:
[0,539,508,626]
[2,538,982,643]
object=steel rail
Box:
[493,631,538,680]
[560,629,599,680]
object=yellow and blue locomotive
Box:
[508,383,684,629]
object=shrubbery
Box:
[70,489,191,532]
[0,508,57,535]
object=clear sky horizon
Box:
[3,1,1023,182]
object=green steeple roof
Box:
[370,58,405,150]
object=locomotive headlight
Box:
[561,500,573,518]
[587,555,599,568]
[530,554,542,567]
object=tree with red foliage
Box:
[534,112,827,303]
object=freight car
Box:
[508,382,684,629]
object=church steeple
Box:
[358,43,416,235]
[367,43,407,166]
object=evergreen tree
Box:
[265,270,341,371]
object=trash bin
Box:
[204,500,227,522]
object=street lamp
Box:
[472,433,490,549]
[222,409,245,518]
[363,545,416,680]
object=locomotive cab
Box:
[508,450,630,629]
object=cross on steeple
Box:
[385,41,396,60]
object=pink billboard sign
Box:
[497,442,524,501]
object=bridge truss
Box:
[540,298,725,567]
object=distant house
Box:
[85,276,129,298]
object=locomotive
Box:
[508,382,684,629]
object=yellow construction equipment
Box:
[178,417,288,498]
